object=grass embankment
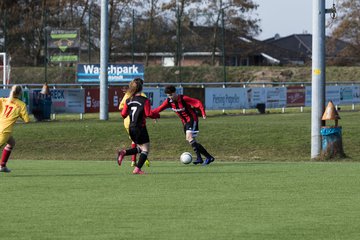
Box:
[11,66,360,84]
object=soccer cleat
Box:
[145,159,150,167]
[131,161,136,167]
[193,157,203,165]
[0,166,11,173]
[202,156,215,165]
[117,150,126,166]
[133,167,145,175]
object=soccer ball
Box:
[180,152,192,164]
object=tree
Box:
[165,0,260,66]
[328,0,360,65]
[108,0,132,60]
[1,0,261,67]
[0,0,92,66]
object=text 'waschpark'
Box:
[82,64,139,75]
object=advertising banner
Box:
[305,85,360,106]
[77,64,144,83]
[340,86,355,104]
[353,85,360,103]
[286,86,305,107]
[205,88,246,110]
[51,89,84,113]
[48,29,80,63]
[245,87,266,108]
[305,86,312,107]
[84,87,126,113]
[326,86,341,105]
[30,89,84,113]
[143,88,161,108]
[266,87,287,108]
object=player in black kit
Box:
[117,78,159,174]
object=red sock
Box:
[1,146,12,167]
[131,143,137,162]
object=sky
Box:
[255,0,313,40]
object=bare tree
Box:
[165,0,260,66]
[1,0,261,67]
[328,0,360,65]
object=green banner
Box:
[48,29,80,63]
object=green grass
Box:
[11,110,360,161]
[1,160,360,240]
[2,110,360,239]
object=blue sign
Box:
[77,63,144,82]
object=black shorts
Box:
[129,126,150,145]
[183,120,199,137]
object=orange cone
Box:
[322,101,340,126]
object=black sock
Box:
[197,143,212,159]
[137,152,148,169]
[190,140,202,159]
[125,147,141,156]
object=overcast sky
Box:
[255,0,313,40]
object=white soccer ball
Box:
[180,152,193,164]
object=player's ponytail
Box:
[8,85,23,102]
[127,79,143,99]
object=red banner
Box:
[84,87,127,113]
[286,86,305,107]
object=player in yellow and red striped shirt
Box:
[0,85,30,173]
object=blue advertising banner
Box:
[77,63,144,82]
[30,89,85,114]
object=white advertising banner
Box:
[305,85,360,107]
[265,87,287,108]
[205,88,247,110]
[50,88,85,113]
[246,87,267,108]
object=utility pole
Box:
[311,0,337,159]
[100,0,109,120]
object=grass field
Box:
[1,110,360,239]
[2,160,360,240]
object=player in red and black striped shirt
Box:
[153,85,214,165]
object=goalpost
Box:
[0,52,10,87]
